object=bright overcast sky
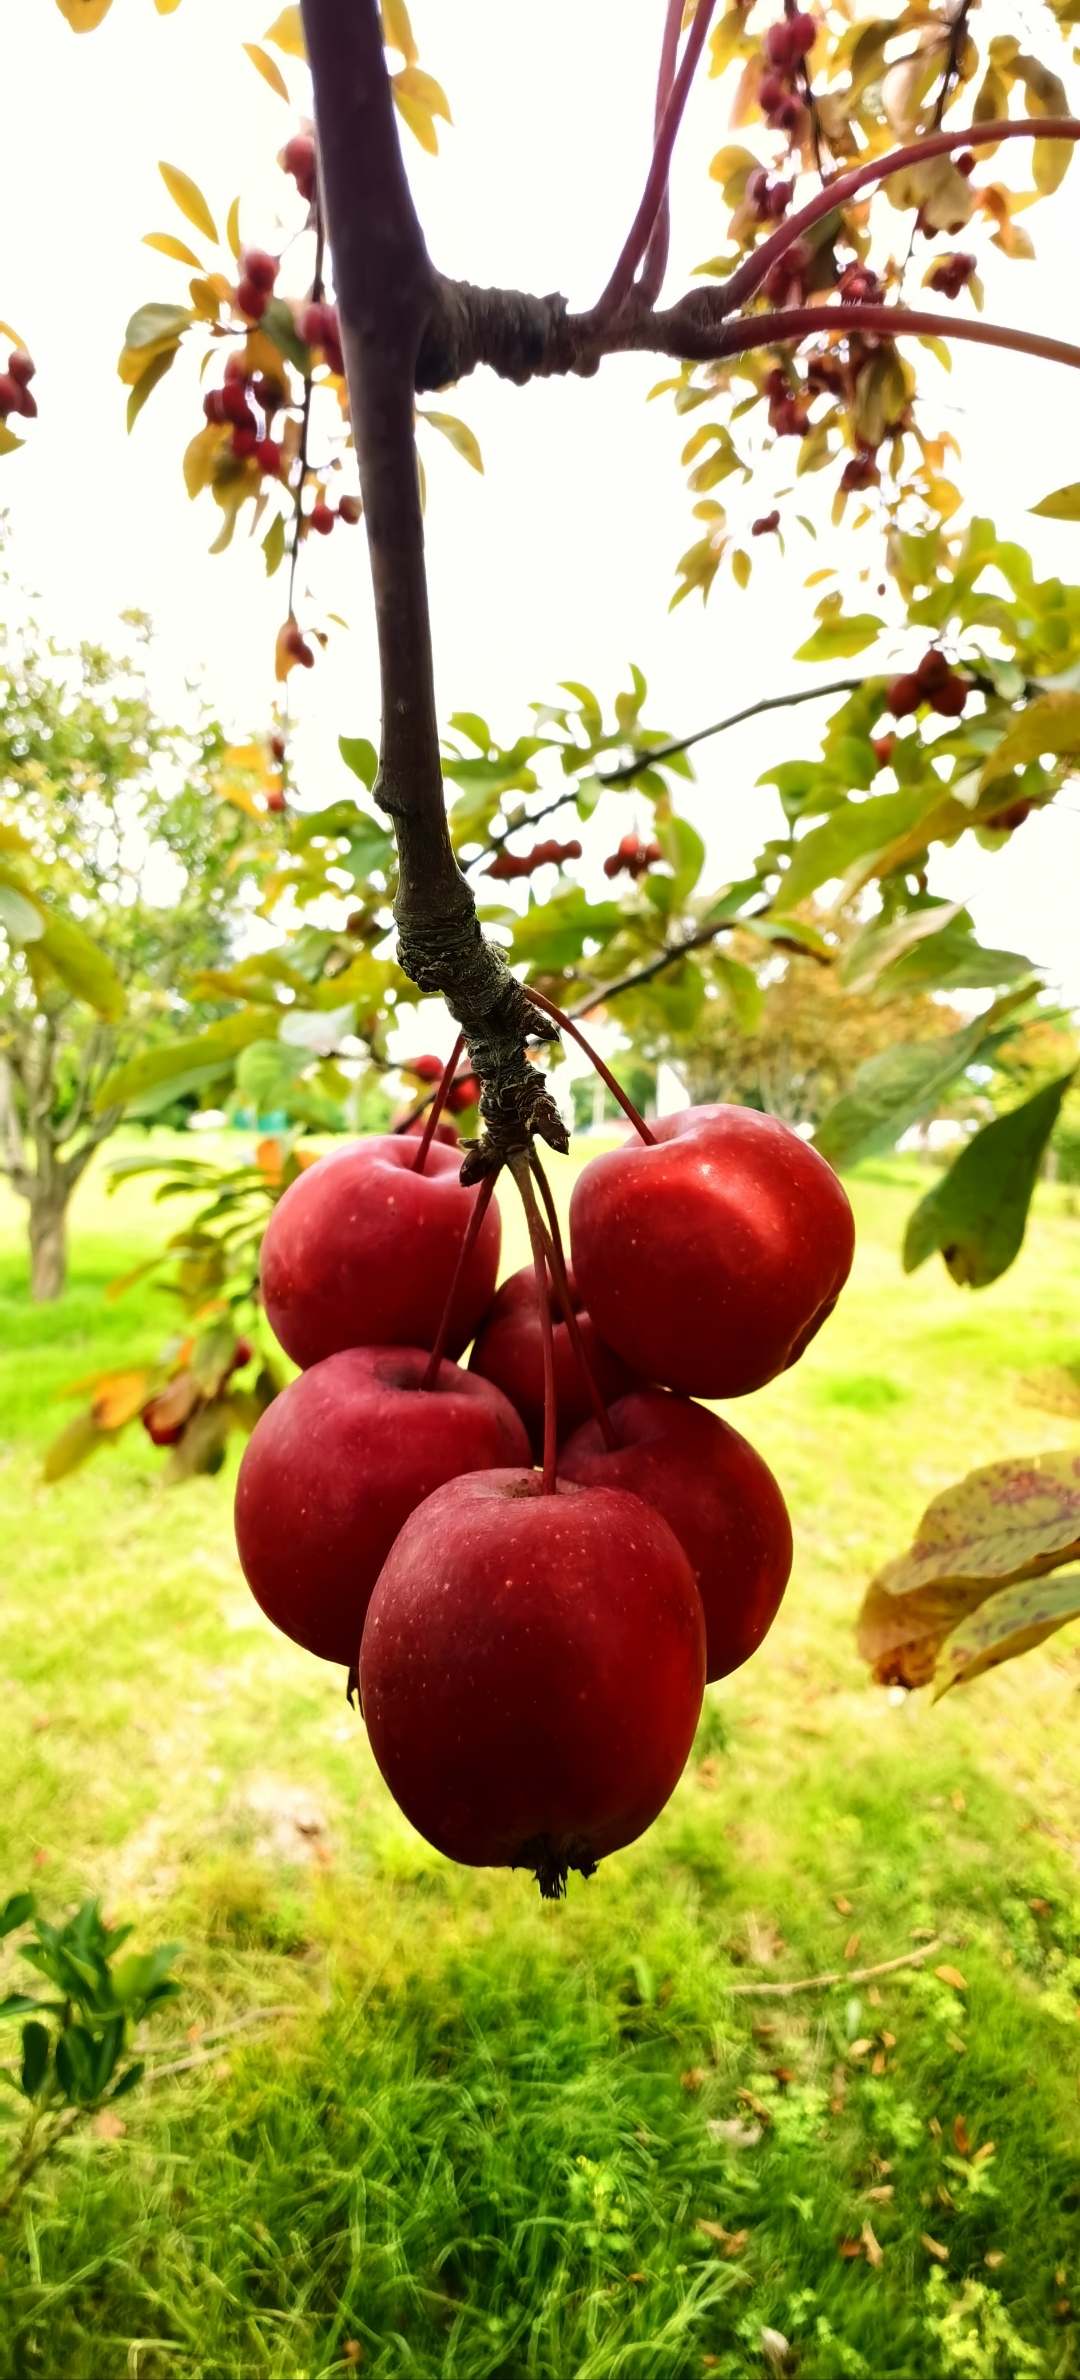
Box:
[2,0,1079,1008]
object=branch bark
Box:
[301,0,567,1175]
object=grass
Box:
[1,1139,1080,2378]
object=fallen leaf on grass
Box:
[706,2117,763,2148]
[872,2051,887,2076]
[681,2068,708,2093]
[761,2331,793,2375]
[951,1790,966,1812]
[912,1926,937,1941]
[922,2233,950,2262]
[972,2141,996,2164]
[343,2347,364,2369]
[953,2115,971,2155]
[92,2110,126,2140]
[936,1964,968,1990]
[880,2030,897,2048]
[697,2219,751,2256]
[946,2031,967,2055]
[844,1933,860,1959]
[835,1895,853,1915]
[1030,1897,1052,1916]
[627,2271,646,2283]
[736,2087,773,2121]
[985,2250,1005,2269]
[848,2037,873,2059]
[839,2237,864,2259]
[866,2184,894,2202]
[862,2218,883,2267]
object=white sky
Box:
[2,0,1079,1020]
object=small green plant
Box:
[0,1889,181,2214]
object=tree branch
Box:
[603,677,869,783]
[593,0,719,323]
[675,297,1080,376]
[638,0,688,307]
[301,0,567,1172]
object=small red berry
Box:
[758,70,786,113]
[282,623,315,669]
[266,785,287,813]
[886,672,922,718]
[232,426,258,459]
[243,249,279,293]
[840,450,879,491]
[309,499,335,535]
[871,733,895,768]
[337,494,362,525]
[270,732,287,762]
[236,276,267,321]
[985,798,1032,833]
[255,437,283,477]
[0,374,19,417]
[752,510,781,536]
[915,647,950,691]
[8,350,34,388]
[252,374,283,414]
[282,131,317,204]
[926,250,977,301]
[929,675,968,718]
[203,389,228,426]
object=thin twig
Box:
[511,1155,559,1492]
[932,0,974,131]
[286,214,326,629]
[638,0,684,306]
[702,299,1080,378]
[726,1938,943,1998]
[594,0,719,320]
[602,678,868,783]
[143,2005,302,2065]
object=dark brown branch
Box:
[592,0,719,322]
[302,0,567,1172]
[603,677,869,782]
[932,0,975,130]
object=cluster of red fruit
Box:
[485,837,583,882]
[925,251,977,302]
[233,1102,854,1896]
[403,1053,482,1114]
[0,350,36,422]
[757,9,815,139]
[886,647,969,720]
[603,831,663,881]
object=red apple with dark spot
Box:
[259,1135,501,1368]
[234,1347,530,1665]
[569,1104,854,1398]
[559,1388,792,1680]
[360,1469,705,1893]
[469,1262,641,1457]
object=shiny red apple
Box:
[234,1346,530,1664]
[259,1135,501,1368]
[569,1104,854,1397]
[360,1470,705,1894]
[558,1388,791,1680]
[469,1261,641,1457]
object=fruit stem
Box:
[411,1033,466,1173]
[510,1156,559,1494]
[523,989,656,1144]
[529,1151,620,1453]
[419,1166,500,1391]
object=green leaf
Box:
[1030,483,1080,520]
[110,2057,146,2101]
[0,1895,34,1940]
[713,953,763,1031]
[934,1568,1080,1697]
[813,1011,998,1170]
[262,511,287,577]
[840,902,967,995]
[0,881,45,944]
[260,295,311,377]
[122,301,194,353]
[510,887,623,972]
[338,736,379,791]
[235,1038,304,1112]
[341,815,394,881]
[902,1070,1076,1287]
[417,410,484,473]
[794,610,883,664]
[279,1001,355,1054]
[126,343,177,431]
[979,689,1080,788]
[780,788,936,909]
[872,920,1035,1001]
[42,1409,106,1483]
[21,2019,50,2098]
[32,911,126,1023]
[0,1994,42,2019]
[95,1010,270,1113]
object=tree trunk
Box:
[29,1190,68,1302]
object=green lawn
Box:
[2,1140,1080,2379]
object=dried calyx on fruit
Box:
[236,1042,854,1897]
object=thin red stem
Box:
[524,988,656,1143]
[639,0,685,306]
[721,117,1080,320]
[411,1033,466,1173]
[529,1151,619,1452]
[595,0,719,321]
[710,299,1080,376]
[512,1157,558,1493]
[419,1167,500,1391]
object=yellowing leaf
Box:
[934,1965,967,1991]
[731,547,752,589]
[0,426,25,458]
[244,41,290,98]
[154,0,184,12]
[226,196,242,262]
[1031,480,1080,522]
[417,409,483,472]
[708,143,759,204]
[264,4,306,58]
[92,1371,151,1429]
[0,319,26,347]
[392,66,451,152]
[43,1410,106,1481]
[143,231,203,268]
[183,422,228,498]
[158,161,218,246]
[54,0,113,28]
[126,343,177,430]
[980,689,1080,787]
[381,0,418,64]
[934,1569,1080,1696]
